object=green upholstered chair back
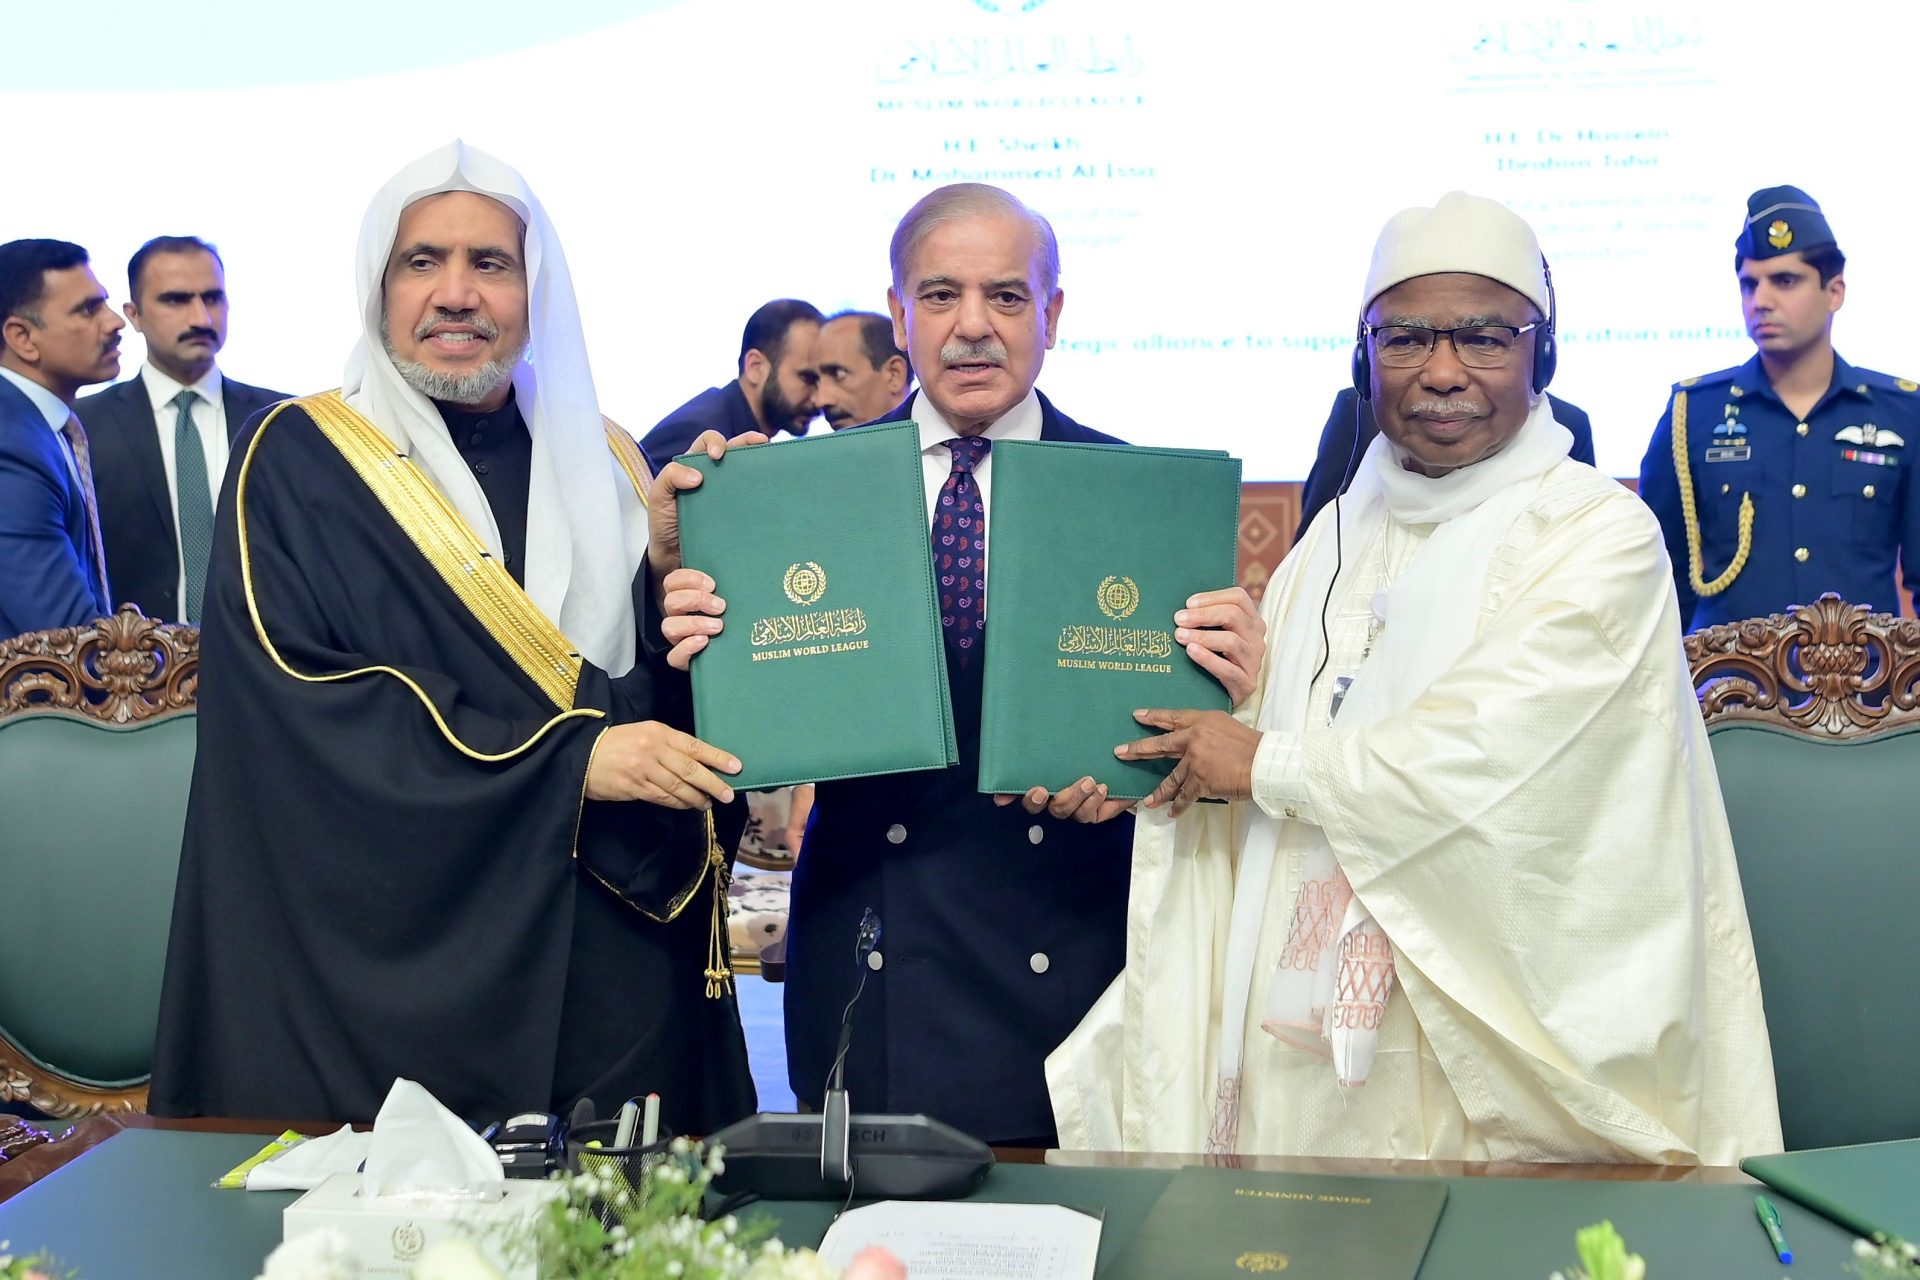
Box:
[1688,594,1920,1151]
[0,608,199,1117]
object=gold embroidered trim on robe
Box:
[602,418,654,507]
[235,393,603,764]
[299,391,583,708]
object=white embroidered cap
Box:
[1361,191,1550,317]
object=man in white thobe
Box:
[1047,192,1782,1165]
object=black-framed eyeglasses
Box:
[1363,321,1543,369]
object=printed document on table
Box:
[817,1200,1101,1280]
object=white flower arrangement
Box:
[1852,1233,1920,1279]
[247,1137,903,1280]
[1547,1220,1645,1280]
[519,1138,852,1280]
[253,1227,357,1280]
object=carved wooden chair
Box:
[1687,594,1920,1150]
[0,607,199,1117]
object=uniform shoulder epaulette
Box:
[1674,365,1742,391]
[1851,368,1920,395]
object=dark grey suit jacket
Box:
[77,371,289,621]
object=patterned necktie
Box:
[171,389,214,623]
[934,436,992,665]
[60,413,111,612]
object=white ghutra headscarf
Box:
[343,140,649,676]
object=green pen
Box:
[1756,1193,1793,1264]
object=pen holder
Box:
[564,1119,677,1226]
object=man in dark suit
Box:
[639,298,823,469]
[668,184,1262,1144]
[0,239,122,637]
[1297,379,1597,541]
[77,237,289,623]
[1295,385,1597,543]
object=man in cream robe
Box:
[1048,192,1782,1165]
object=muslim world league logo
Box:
[1097,575,1140,620]
[783,562,828,606]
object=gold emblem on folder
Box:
[783,561,827,606]
[1767,219,1793,249]
[1097,575,1141,620]
[1235,1252,1290,1273]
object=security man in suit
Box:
[1296,384,1598,543]
[669,183,1264,1144]
[1639,186,1920,630]
[640,298,823,469]
[77,237,289,623]
[0,239,120,636]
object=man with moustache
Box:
[674,183,1263,1144]
[1639,186,1920,629]
[810,309,912,430]
[640,298,823,466]
[78,237,290,623]
[1295,382,1597,542]
[150,142,757,1131]
[0,239,121,635]
[1050,192,1780,1164]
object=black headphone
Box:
[1352,256,1558,400]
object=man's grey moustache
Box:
[1406,402,1484,417]
[415,317,499,339]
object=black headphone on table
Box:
[1351,256,1558,400]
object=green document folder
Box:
[676,421,956,790]
[1103,1166,1448,1279]
[1742,1138,1920,1244]
[978,440,1241,799]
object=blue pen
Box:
[1756,1194,1793,1264]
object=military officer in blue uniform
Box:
[1639,186,1920,630]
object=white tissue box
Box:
[283,1172,562,1279]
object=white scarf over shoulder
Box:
[1048,405,1782,1164]
[344,140,648,676]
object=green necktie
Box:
[172,388,214,623]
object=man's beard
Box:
[382,311,527,405]
[760,378,813,434]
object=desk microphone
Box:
[707,905,993,1201]
[821,907,882,1184]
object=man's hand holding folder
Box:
[992,584,1265,820]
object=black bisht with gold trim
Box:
[675,420,957,790]
[978,440,1241,798]
[149,394,754,1132]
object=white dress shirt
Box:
[911,386,1043,597]
[0,365,82,485]
[139,363,229,610]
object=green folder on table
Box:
[675,421,955,790]
[1104,1166,1448,1279]
[1742,1137,1920,1244]
[978,440,1242,799]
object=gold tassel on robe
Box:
[705,809,734,998]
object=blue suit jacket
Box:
[783,389,1134,1144]
[0,374,109,637]
[639,381,766,475]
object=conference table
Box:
[0,1113,1869,1276]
